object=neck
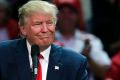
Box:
[39,45,50,52]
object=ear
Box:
[19,26,27,36]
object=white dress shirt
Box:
[26,40,51,80]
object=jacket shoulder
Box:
[52,44,87,67]
[0,39,21,62]
[0,39,20,50]
[55,45,88,79]
[62,47,87,63]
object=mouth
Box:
[37,35,49,39]
[36,32,53,39]
[37,34,51,39]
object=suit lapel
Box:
[46,44,63,80]
[14,38,32,80]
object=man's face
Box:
[58,7,78,31]
[20,12,55,47]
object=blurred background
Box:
[0,0,120,80]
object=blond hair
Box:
[18,0,58,26]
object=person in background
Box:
[104,51,120,80]
[0,1,88,80]
[54,1,111,80]
[10,0,29,20]
[0,0,19,41]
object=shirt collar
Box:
[26,40,51,63]
[41,45,51,63]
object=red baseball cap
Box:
[52,0,81,11]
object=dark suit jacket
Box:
[0,38,88,80]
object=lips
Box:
[37,34,51,39]
[36,31,53,39]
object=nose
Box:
[41,22,48,32]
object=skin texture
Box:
[20,12,56,51]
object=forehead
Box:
[25,12,53,21]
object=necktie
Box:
[36,54,43,80]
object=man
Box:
[0,1,88,80]
[54,1,111,80]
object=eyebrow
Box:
[34,19,53,23]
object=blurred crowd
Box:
[0,0,120,80]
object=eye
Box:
[34,22,42,26]
[46,20,54,25]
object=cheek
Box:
[48,27,55,40]
[48,26,55,32]
[30,27,40,34]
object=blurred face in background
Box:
[57,6,78,33]
[0,6,7,24]
[20,12,56,48]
